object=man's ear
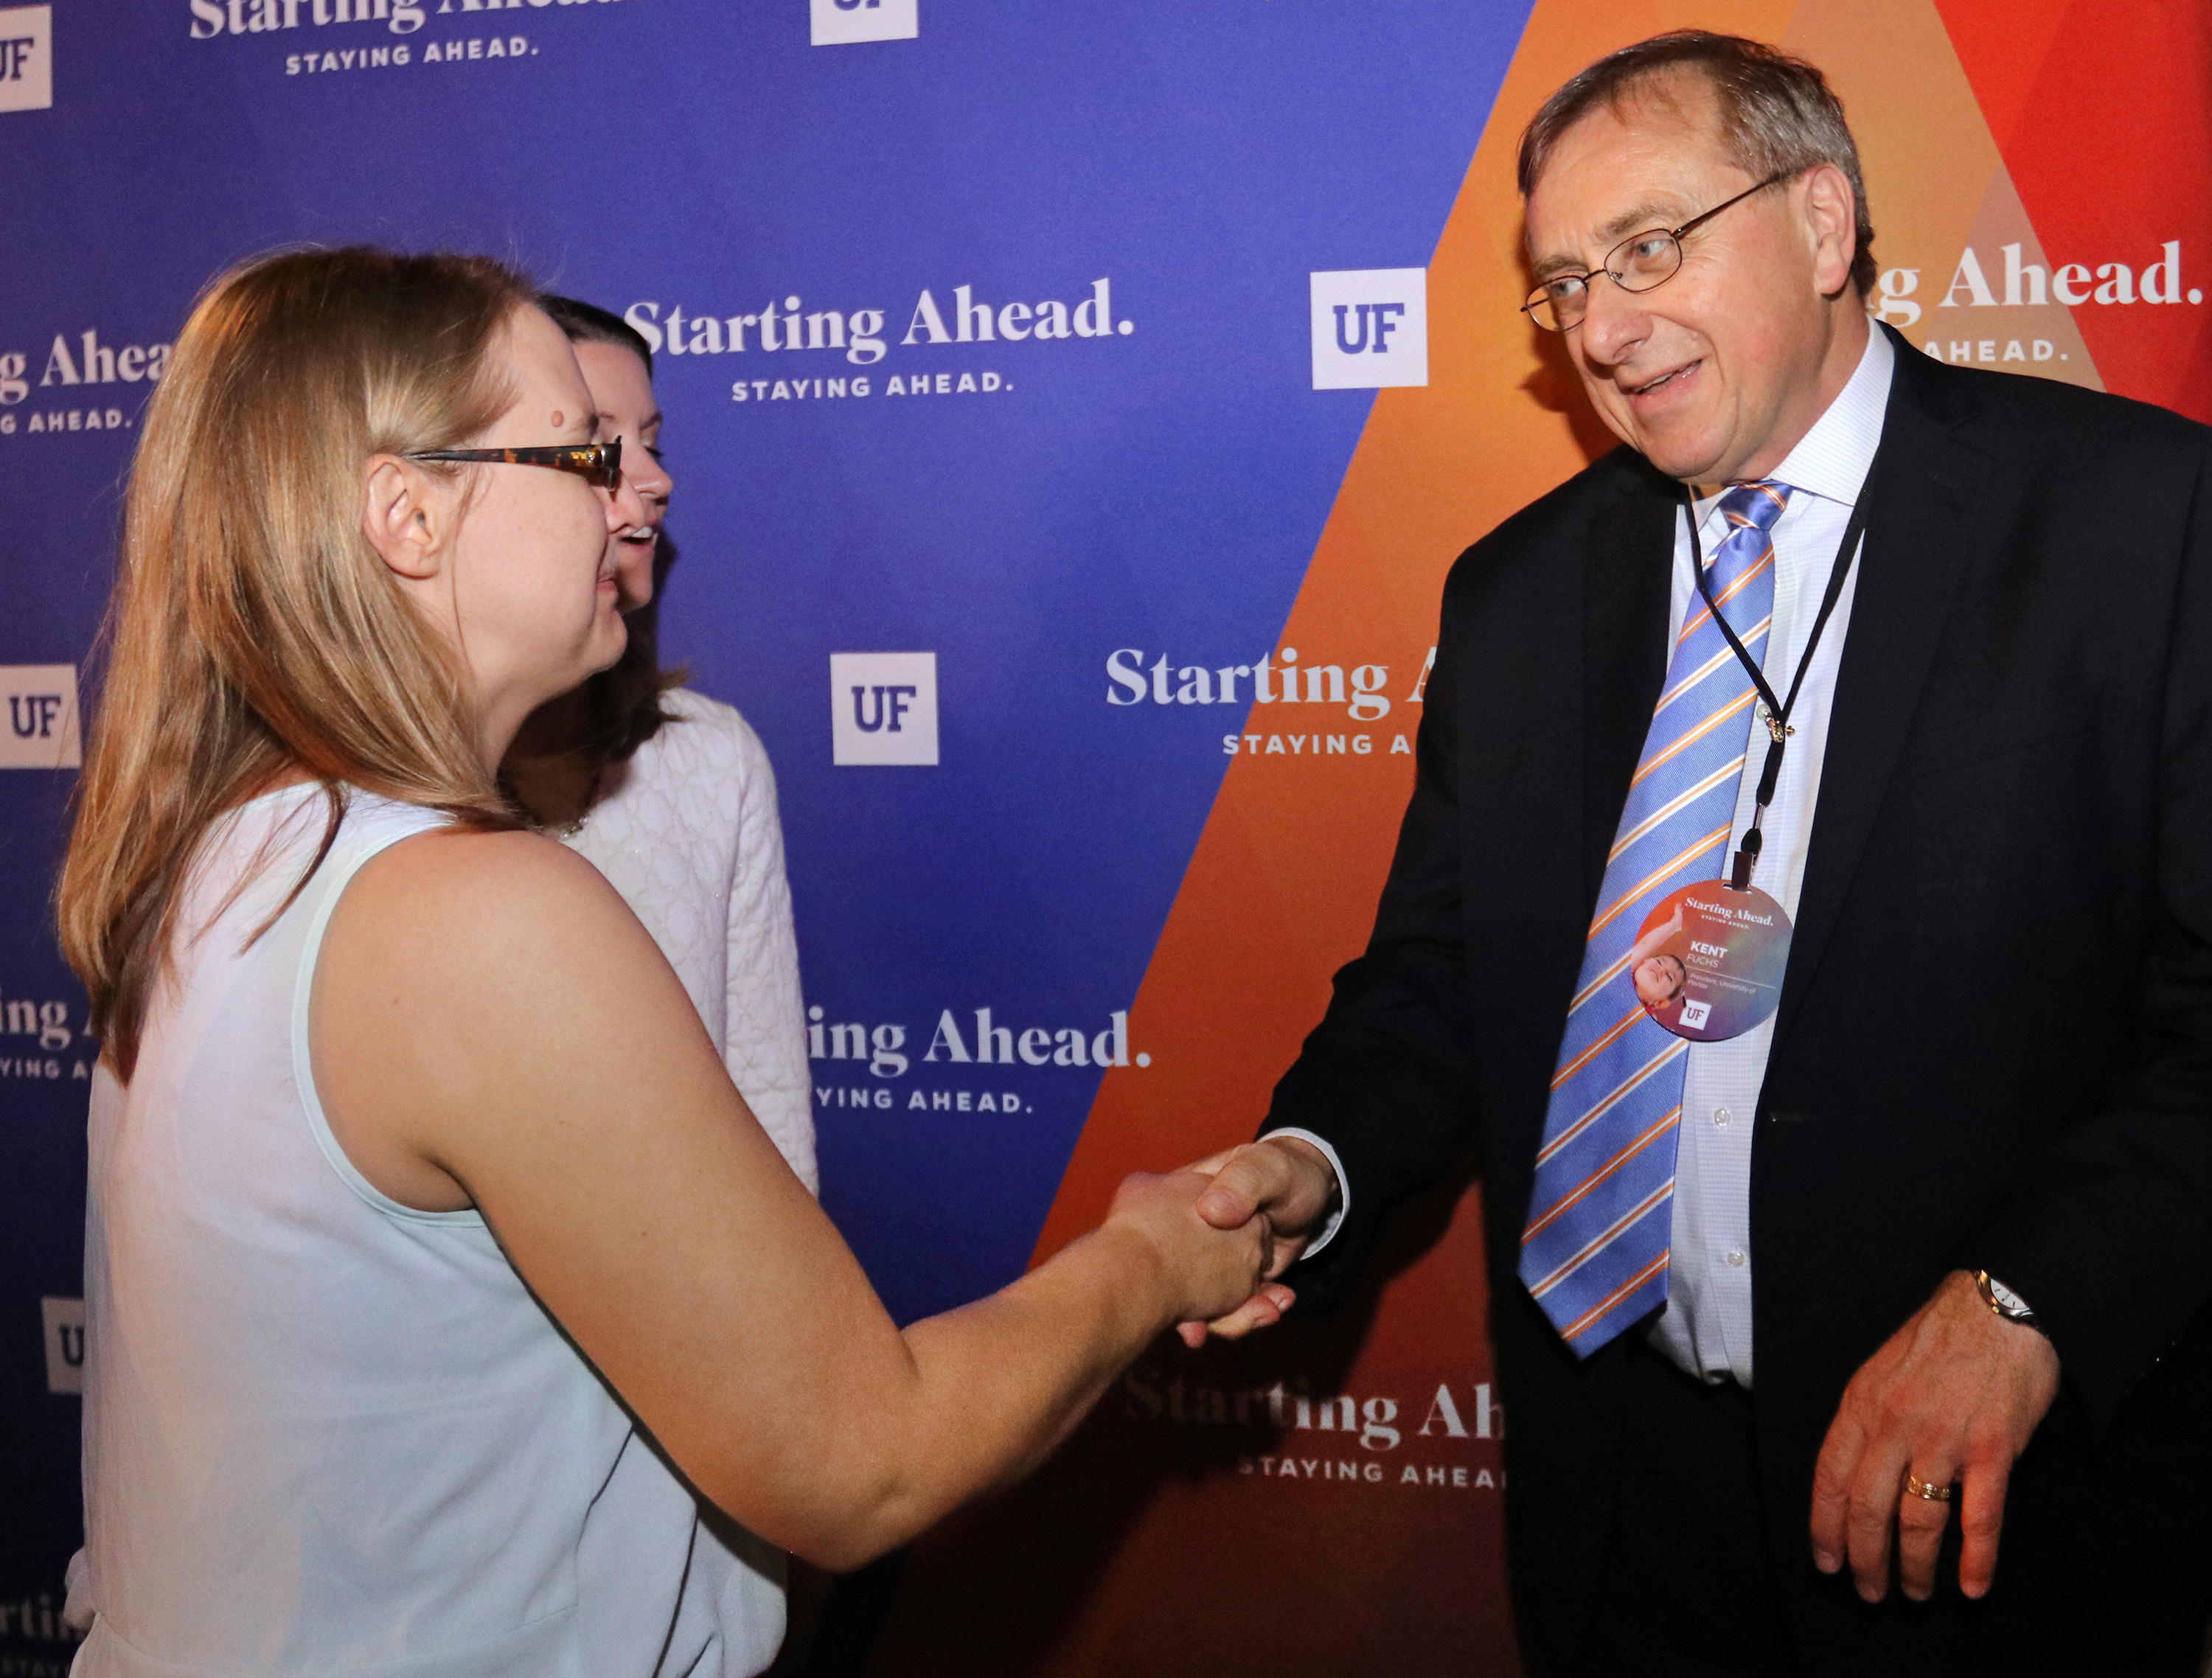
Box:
[1801,163,1860,299]
[361,456,446,581]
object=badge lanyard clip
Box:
[1684,476,1877,892]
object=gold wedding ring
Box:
[1905,1472,1955,1503]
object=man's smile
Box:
[1624,357,1702,400]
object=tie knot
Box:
[1718,480,1792,534]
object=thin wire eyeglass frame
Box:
[1520,169,1798,333]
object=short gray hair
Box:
[1517,31,1876,299]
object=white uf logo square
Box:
[810,0,917,46]
[0,664,80,768]
[1310,268,1428,390]
[0,6,52,114]
[832,652,938,765]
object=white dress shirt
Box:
[1651,326,1893,1385]
[1273,327,1894,1388]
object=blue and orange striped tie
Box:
[1517,480,1792,1357]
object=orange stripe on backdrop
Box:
[863,4,2201,1674]
[864,6,1792,1677]
[1033,0,1790,1267]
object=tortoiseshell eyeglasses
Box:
[403,439,623,491]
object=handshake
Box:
[1101,1135,1343,1349]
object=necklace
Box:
[550,762,605,838]
[504,758,603,839]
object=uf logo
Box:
[810,0,914,45]
[1332,302,1405,355]
[1310,268,1428,391]
[10,693,60,737]
[0,665,78,768]
[0,5,49,113]
[44,1297,84,1396]
[832,652,938,765]
[850,684,917,733]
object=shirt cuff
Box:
[1258,1127,1349,1257]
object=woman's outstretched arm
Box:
[313,829,1276,1570]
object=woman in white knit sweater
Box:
[501,296,815,1191]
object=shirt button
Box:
[1713,1107,1731,1127]
[1725,1248,1748,1268]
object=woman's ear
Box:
[361,456,446,581]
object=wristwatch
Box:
[1973,1269,2048,1336]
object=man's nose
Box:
[1576,274,1649,369]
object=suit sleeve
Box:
[1963,431,2212,1425]
[1262,560,1486,1310]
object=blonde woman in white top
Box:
[502,296,813,1189]
[57,247,1287,1677]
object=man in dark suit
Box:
[1188,30,2212,1677]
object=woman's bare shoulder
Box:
[312,818,724,1215]
[334,824,658,986]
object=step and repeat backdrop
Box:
[0,0,2205,1671]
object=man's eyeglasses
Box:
[403,439,623,492]
[1520,170,1795,333]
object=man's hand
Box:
[1101,1168,1280,1329]
[1172,1137,1340,1347]
[1809,1270,2062,1603]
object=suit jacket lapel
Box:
[1773,340,1992,1048]
[1461,456,1673,1180]
[1582,465,1678,909]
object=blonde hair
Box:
[58,246,537,1077]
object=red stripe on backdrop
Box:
[1937,0,2212,420]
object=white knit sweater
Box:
[565,688,817,1193]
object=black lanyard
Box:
[1685,473,1875,891]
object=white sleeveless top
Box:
[74,785,784,1677]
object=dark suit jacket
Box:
[1268,327,2212,1676]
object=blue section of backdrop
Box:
[0,0,1530,1642]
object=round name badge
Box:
[1630,880,1792,1042]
